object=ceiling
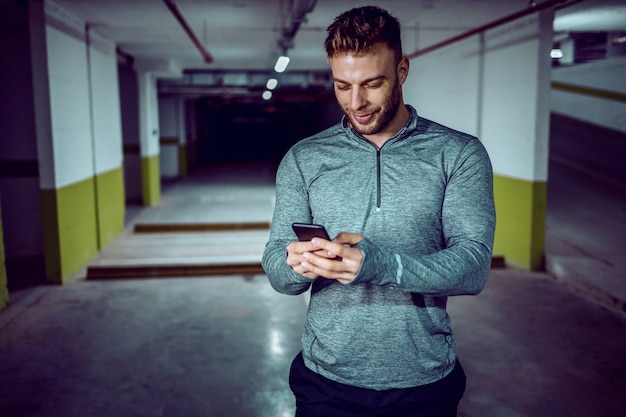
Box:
[50,0,626,74]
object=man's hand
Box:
[286,232,364,284]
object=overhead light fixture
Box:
[550,48,563,59]
[612,35,626,45]
[266,78,278,90]
[274,56,290,73]
[262,91,273,100]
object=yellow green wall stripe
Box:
[41,178,99,283]
[552,81,626,103]
[493,174,547,270]
[0,200,9,311]
[141,155,161,206]
[38,166,127,284]
[95,166,126,248]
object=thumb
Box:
[333,232,364,246]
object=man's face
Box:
[329,45,408,140]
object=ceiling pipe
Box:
[278,0,317,52]
[162,0,213,63]
[406,0,583,60]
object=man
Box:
[262,5,495,417]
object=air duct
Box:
[278,0,317,53]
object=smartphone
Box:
[292,223,331,241]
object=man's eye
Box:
[336,84,350,91]
[367,82,383,89]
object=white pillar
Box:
[134,58,181,205]
[481,10,554,270]
[136,71,161,205]
[404,9,554,270]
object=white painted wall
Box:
[46,25,95,188]
[44,4,124,187]
[551,56,626,133]
[159,97,179,137]
[404,35,482,137]
[88,31,124,175]
[404,11,553,182]
[138,72,160,157]
[481,11,553,182]
[158,97,180,178]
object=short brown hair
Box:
[324,6,403,64]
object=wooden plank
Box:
[87,255,505,280]
[134,222,270,233]
[87,262,265,279]
[491,255,506,268]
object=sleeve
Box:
[351,139,496,296]
[261,149,315,295]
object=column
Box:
[135,58,182,205]
[31,0,124,282]
[87,27,126,248]
[403,9,554,270]
[137,71,161,205]
[158,97,184,179]
[482,10,554,270]
[0,0,47,289]
[0,196,8,311]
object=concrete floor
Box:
[2,269,625,417]
[1,154,625,416]
[544,114,626,315]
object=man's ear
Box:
[397,57,409,84]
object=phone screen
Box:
[292,223,331,241]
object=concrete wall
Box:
[137,72,161,205]
[87,30,125,248]
[0,13,43,261]
[0,0,47,290]
[404,11,554,270]
[3,0,126,284]
[0,197,8,311]
[159,97,181,178]
[119,61,142,203]
[551,56,626,134]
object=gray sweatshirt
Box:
[262,105,496,390]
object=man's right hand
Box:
[286,239,340,279]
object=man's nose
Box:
[350,87,367,110]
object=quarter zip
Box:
[349,111,413,213]
[376,147,382,211]
[372,126,409,211]
[358,138,383,212]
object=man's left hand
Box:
[300,232,364,284]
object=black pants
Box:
[289,352,466,417]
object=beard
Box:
[344,76,403,137]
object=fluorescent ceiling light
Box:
[612,35,626,45]
[266,78,278,90]
[550,48,563,59]
[262,91,272,100]
[274,56,290,73]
